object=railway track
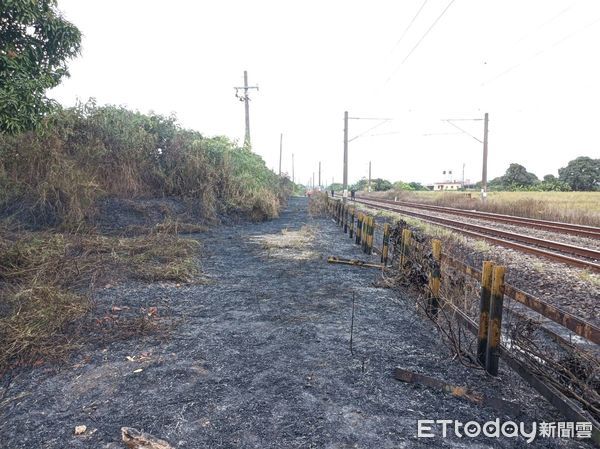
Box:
[349,196,600,272]
[359,195,600,239]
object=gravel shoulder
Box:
[0,197,592,448]
[355,202,600,327]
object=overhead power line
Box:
[348,119,390,142]
[442,119,483,143]
[385,0,456,84]
[484,14,600,86]
[512,1,577,47]
[390,0,429,52]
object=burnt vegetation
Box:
[0,101,294,371]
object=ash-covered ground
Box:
[0,197,591,448]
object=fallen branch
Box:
[327,256,382,269]
[393,367,521,415]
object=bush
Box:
[0,101,289,227]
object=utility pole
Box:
[292,153,295,183]
[368,161,372,193]
[462,163,466,187]
[343,111,349,203]
[318,161,321,190]
[312,172,315,190]
[278,133,283,176]
[481,112,489,201]
[234,70,259,150]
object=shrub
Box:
[0,101,289,227]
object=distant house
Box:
[433,181,462,191]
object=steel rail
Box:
[352,197,600,272]
[359,195,600,239]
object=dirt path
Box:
[0,198,589,448]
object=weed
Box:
[0,227,201,371]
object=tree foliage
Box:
[0,0,81,133]
[558,156,600,191]
[350,177,392,192]
[393,180,426,191]
[502,163,539,187]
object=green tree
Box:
[1,0,81,133]
[371,178,392,191]
[393,180,414,191]
[558,156,600,191]
[502,163,539,187]
[327,182,344,192]
[408,181,425,190]
[350,177,391,192]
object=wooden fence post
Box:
[477,261,494,366]
[344,204,348,233]
[356,212,362,245]
[428,239,442,317]
[381,223,390,265]
[369,216,376,254]
[485,265,506,376]
[349,208,355,239]
[361,216,368,253]
[400,228,412,267]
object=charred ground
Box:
[0,197,589,448]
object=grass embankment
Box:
[379,190,600,226]
[0,102,294,371]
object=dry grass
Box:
[250,225,318,260]
[0,227,201,371]
[124,218,208,236]
[0,104,290,229]
[308,192,329,217]
[381,191,600,226]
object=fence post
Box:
[344,204,348,233]
[369,216,375,254]
[349,208,355,239]
[485,265,506,376]
[476,261,494,366]
[361,215,367,252]
[367,216,375,254]
[400,228,412,267]
[381,223,390,265]
[428,239,442,317]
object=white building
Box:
[433,181,463,191]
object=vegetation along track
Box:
[360,195,600,239]
[352,197,600,272]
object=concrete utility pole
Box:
[368,161,372,192]
[278,133,283,176]
[312,172,315,190]
[481,112,489,201]
[292,153,295,183]
[343,111,349,203]
[318,161,321,190]
[234,70,259,149]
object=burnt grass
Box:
[0,197,591,449]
